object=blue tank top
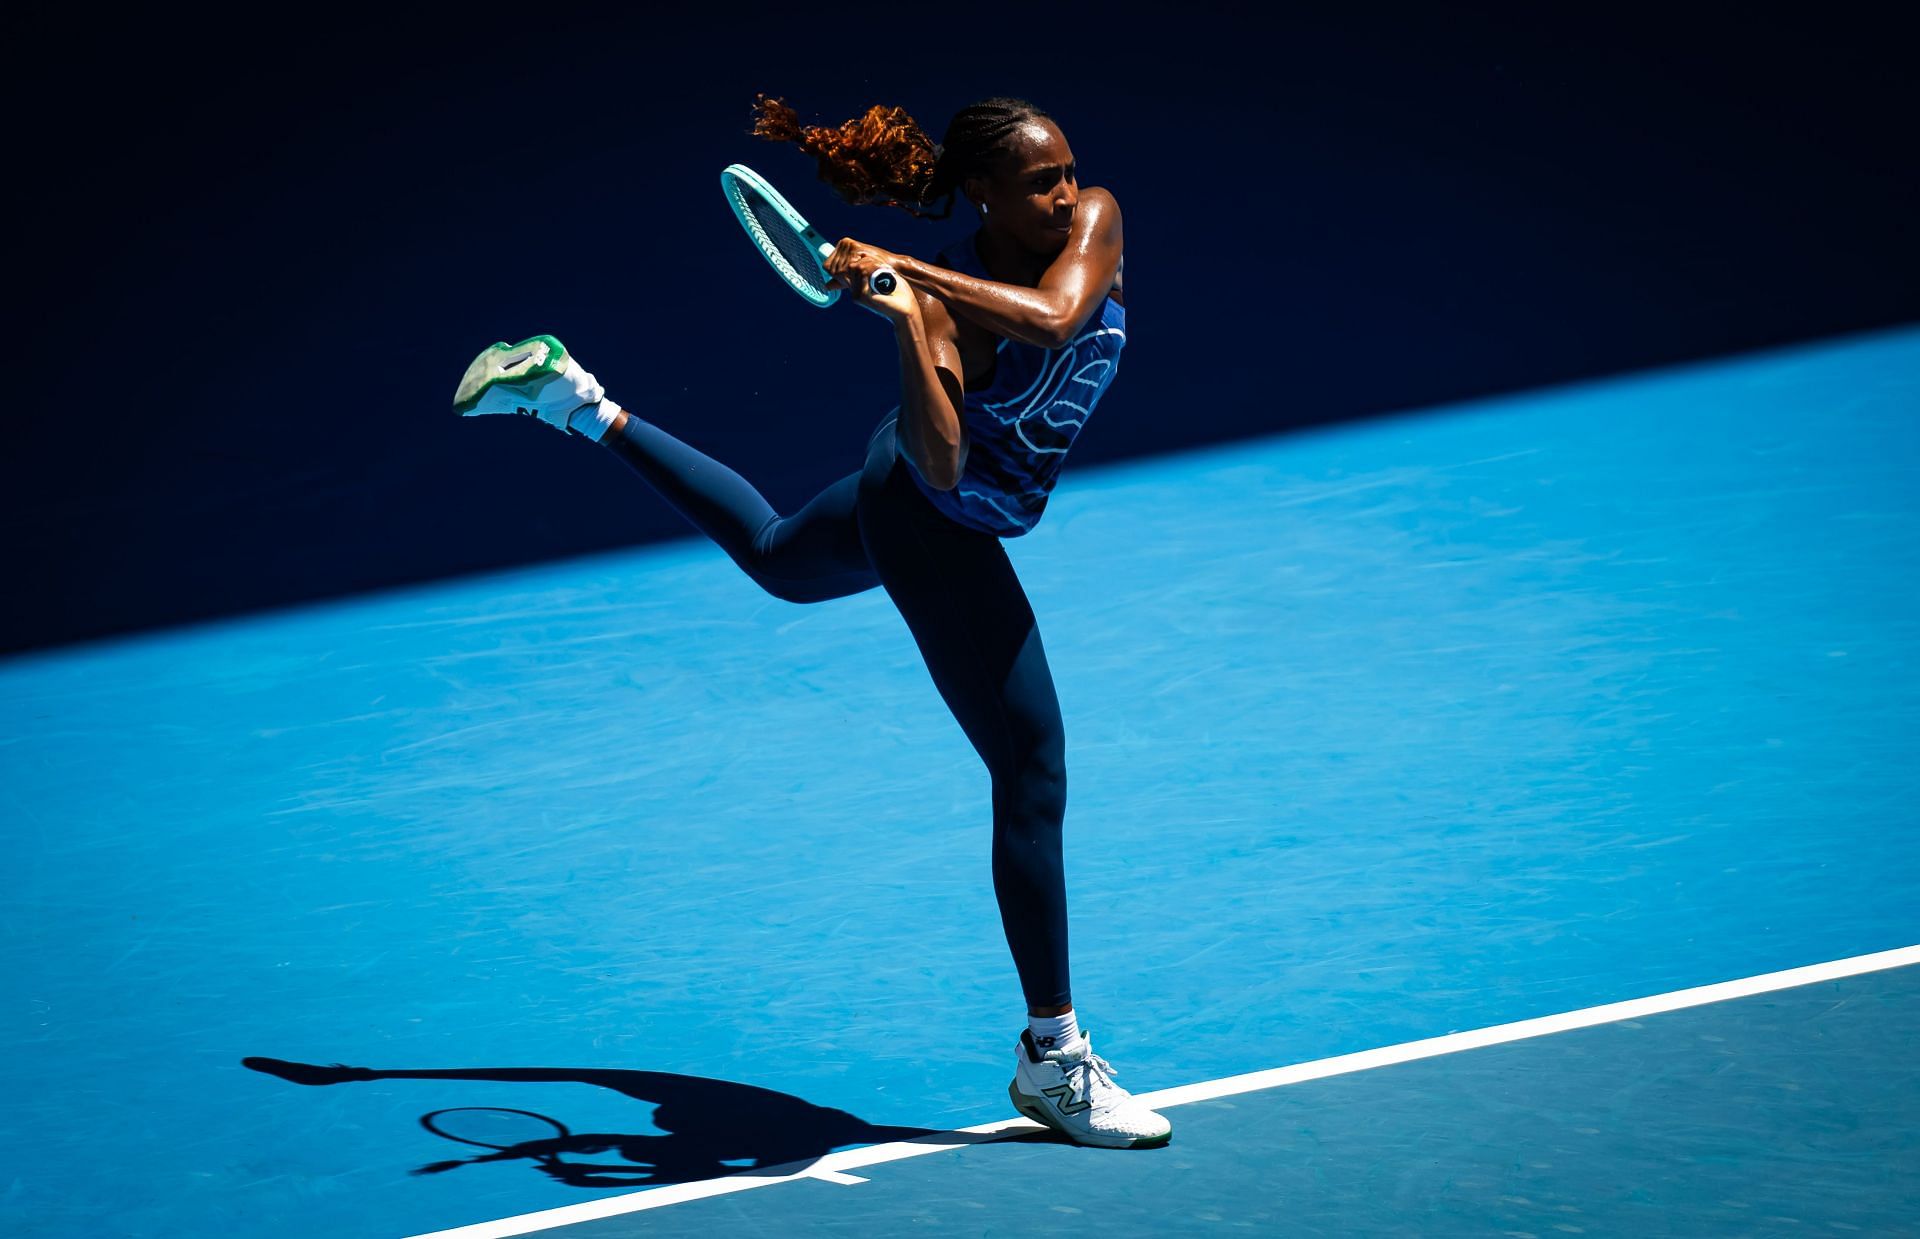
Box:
[902,229,1127,537]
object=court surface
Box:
[5,325,1916,1236]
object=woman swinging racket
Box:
[453,94,1165,1149]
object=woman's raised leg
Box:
[598,407,881,605]
[455,334,879,604]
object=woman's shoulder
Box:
[1080,186,1121,225]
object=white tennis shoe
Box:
[453,334,605,436]
[1009,1029,1172,1149]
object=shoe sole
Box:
[1007,1081,1172,1150]
[452,334,569,415]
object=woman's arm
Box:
[900,187,1124,350]
[893,291,969,490]
[820,239,970,489]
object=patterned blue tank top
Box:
[903,229,1127,537]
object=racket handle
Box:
[851,267,902,319]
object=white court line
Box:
[405,943,1920,1239]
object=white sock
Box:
[1029,1009,1083,1055]
[568,399,624,442]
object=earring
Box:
[980,202,990,215]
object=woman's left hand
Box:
[825,238,920,323]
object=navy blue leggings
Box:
[603,412,1071,1011]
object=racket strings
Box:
[425,1107,568,1149]
[727,180,832,301]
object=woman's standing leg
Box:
[853,425,1072,1013]
[853,422,1170,1149]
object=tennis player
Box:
[454,95,1165,1149]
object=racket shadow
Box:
[242,1056,950,1188]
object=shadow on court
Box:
[242,1057,949,1188]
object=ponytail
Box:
[749,93,1053,221]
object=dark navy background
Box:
[10,4,1915,654]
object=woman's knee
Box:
[744,564,870,605]
[996,745,1068,825]
[750,571,812,604]
[730,522,807,602]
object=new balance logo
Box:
[1041,1083,1092,1116]
[1034,1034,1057,1049]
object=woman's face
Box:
[969,119,1078,254]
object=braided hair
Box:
[748,93,1054,220]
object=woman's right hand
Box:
[826,239,918,322]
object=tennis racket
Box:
[416,1107,572,1175]
[720,163,898,311]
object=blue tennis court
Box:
[4,325,1916,1236]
